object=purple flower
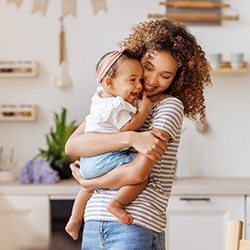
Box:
[20,160,33,184]
[20,157,59,184]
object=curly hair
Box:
[119,19,212,122]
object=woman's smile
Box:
[143,81,157,92]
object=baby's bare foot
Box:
[106,199,133,224]
[65,215,82,240]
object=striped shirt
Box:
[84,96,184,233]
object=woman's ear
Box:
[105,76,114,89]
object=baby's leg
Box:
[65,187,94,240]
[106,179,148,224]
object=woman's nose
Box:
[147,72,158,85]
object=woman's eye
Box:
[144,64,152,71]
[161,75,171,80]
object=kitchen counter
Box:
[1,177,250,196]
[1,177,250,250]
[0,178,81,199]
[172,177,250,195]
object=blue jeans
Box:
[82,221,165,250]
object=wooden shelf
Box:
[149,0,238,24]
[159,1,230,9]
[211,62,248,74]
[148,13,239,22]
[0,105,37,122]
[0,61,38,78]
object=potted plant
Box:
[38,107,76,179]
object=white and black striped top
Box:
[84,96,184,233]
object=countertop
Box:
[1,177,250,196]
[0,178,81,198]
[172,177,250,195]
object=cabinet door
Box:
[166,195,244,250]
[0,195,50,250]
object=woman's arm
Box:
[65,121,130,157]
[71,128,170,189]
[65,121,167,161]
[71,154,152,189]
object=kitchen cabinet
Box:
[166,194,245,250]
[0,179,80,250]
[0,177,249,250]
[0,194,50,250]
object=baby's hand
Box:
[137,91,152,113]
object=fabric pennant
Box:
[7,0,23,8]
[32,0,49,16]
[61,0,76,18]
[91,0,107,15]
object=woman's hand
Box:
[70,161,93,189]
[130,129,169,162]
[70,160,115,189]
[70,161,84,186]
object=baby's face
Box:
[113,59,143,104]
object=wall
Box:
[0,0,249,178]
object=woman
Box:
[66,19,211,250]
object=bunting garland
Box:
[7,0,23,8]
[91,0,107,15]
[6,0,108,17]
[61,0,76,17]
[32,0,48,16]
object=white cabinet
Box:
[167,195,245,250]
[0,195,50,250]
[0,178,248,250]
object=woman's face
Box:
[141,50,179,103]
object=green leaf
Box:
[37,107,76,169]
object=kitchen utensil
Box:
[54,17,72,88]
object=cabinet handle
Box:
[179,197,210,201]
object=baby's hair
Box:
[96,49,139,81]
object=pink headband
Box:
[97,47,126,83]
